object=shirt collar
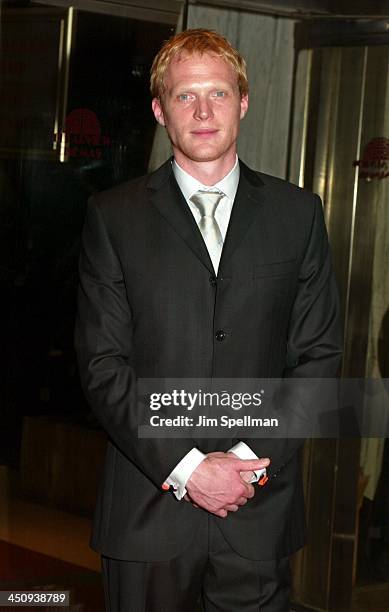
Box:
[172,156,240,202]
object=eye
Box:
[213,91,226,98]
[178,93,193,101]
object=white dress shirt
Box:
[172,157,239,273]
[163,158,266,499]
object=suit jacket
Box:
[75,158,342,562]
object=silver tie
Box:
[190,190,224,271]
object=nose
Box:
[194,96,213,120]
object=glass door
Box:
[291,39,389,611]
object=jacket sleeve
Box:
[237,195,343,476]
[74,197,197,489]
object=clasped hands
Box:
[185,451,270,518]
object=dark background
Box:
[0,4,173,466]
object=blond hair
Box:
[150,28,248,99]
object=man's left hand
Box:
[184,451,259,512]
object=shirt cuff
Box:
[228,441,266,484]
[163,447,206,500]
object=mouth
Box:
[191,129,219,138]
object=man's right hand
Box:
[186,453,270,518]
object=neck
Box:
[173,151,237,186]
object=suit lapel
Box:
[218,160,265,272]
[147,159,215,273]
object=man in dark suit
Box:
[75,29,342,611]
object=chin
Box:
[183,148,226,163]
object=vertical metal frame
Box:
[0,7,75,161]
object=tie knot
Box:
[190,190,224,218]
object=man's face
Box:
[152,52,248,168]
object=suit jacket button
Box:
[215,330,227,342]
[209,276,217,287]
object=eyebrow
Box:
[170,82,234,94]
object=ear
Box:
[152,98,166,126]
[240,94,249,119]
